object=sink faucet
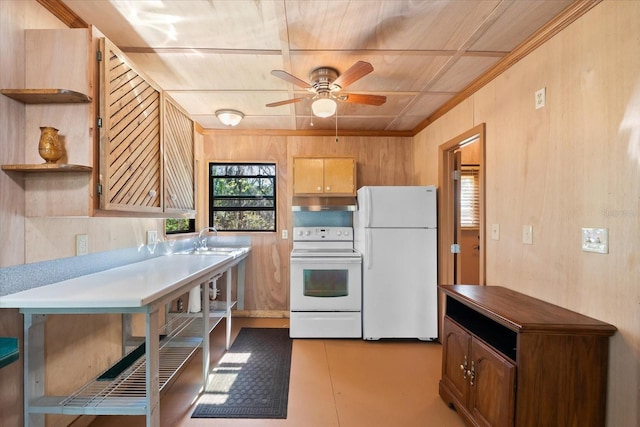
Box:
[197,227,218,250]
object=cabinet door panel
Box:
[293,158,324,194]
[164,99,195,213]
[99,38,162,213]
[441,318,471,407]
[469,338,516,427]
[324,158,355,194]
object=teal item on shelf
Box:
[0,337,19,368]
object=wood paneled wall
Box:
[413,2,639,425]
[198,134,413,313]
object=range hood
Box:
[291,196,358,212]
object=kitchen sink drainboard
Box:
[29,307,229,415]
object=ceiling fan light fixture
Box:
[311,98,337,118]
[216,109,244,126]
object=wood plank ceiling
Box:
[54,0,597,134]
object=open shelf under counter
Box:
[1,163,92,173]
[1,88,92,104]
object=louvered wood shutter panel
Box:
[164,100,195,212]
[99,38,162,213]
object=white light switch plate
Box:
[535,87,546,109]
[491,224,500,240]
[582,228,608,253]
[522,225,533,245]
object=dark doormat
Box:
[191,328,292,419]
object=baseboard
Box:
[233,310,289,318]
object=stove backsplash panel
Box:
[293,211,352,227]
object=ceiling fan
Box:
[266,61,386,118]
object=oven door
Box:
[290,256,361,311]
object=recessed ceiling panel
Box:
[126,52,285,91]
[66,0,282,49]
[429,56,502,92]
[285,0,502,51]
[471,1,574,52]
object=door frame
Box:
[438,123,486,288]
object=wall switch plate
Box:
[146,230,158,245]
[582,228,608,253]
[522,225,533,244]
[76,234,88,256]
[535,87,546,109]
[282,229,288,240]
[491,224,500,240]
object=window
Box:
[460,165,480,228]
[165,218,195,235]
[209,163,276,231]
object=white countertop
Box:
[0,251,248,310]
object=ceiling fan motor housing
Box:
[310,67,341,93]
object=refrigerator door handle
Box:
[365,187,372,227]
[366,229,373,270]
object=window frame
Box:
[208,162,277,232]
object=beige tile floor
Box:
[85,317,465,427]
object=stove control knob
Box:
[343,230,350,236]
[336,231,342,236]
[297,230,303,237]
[305,230,311,236]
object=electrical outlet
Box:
[282,229,288,240]
[535,87,546,109]
[146,230,158,245]
[76,234,88,256]
[491,224,500,240]
[522,225,533,245]
[582,228,608,253]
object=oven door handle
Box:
[290,258,361,265]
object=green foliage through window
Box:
[165,218,195,234]
[209,163,276,231]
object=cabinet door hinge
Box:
[96,117,102,128]
[450,243,461,254]
[96,50,102,62]
[97,183,103,196]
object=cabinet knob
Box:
[317,186,322,192]
[326,186,331,191]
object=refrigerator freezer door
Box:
[357,228,438,340]
[355,186,437,228]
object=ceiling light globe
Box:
[311,98,337,118]
[215,109,244,126]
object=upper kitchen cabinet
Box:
[293,157,356,196]
[163,97,195,215]
[0,27,99,217]
[98,38,163,214]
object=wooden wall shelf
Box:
[0,89,91,104]
[1,164,92,173]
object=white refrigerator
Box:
[354,186,438,340]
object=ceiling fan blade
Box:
[271,70,311,89]
[342,93,386,106]
[266,97,306,107]
[333,61,374,89]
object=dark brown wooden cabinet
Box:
[439,285,616,427]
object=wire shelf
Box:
[29,302,234,415]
